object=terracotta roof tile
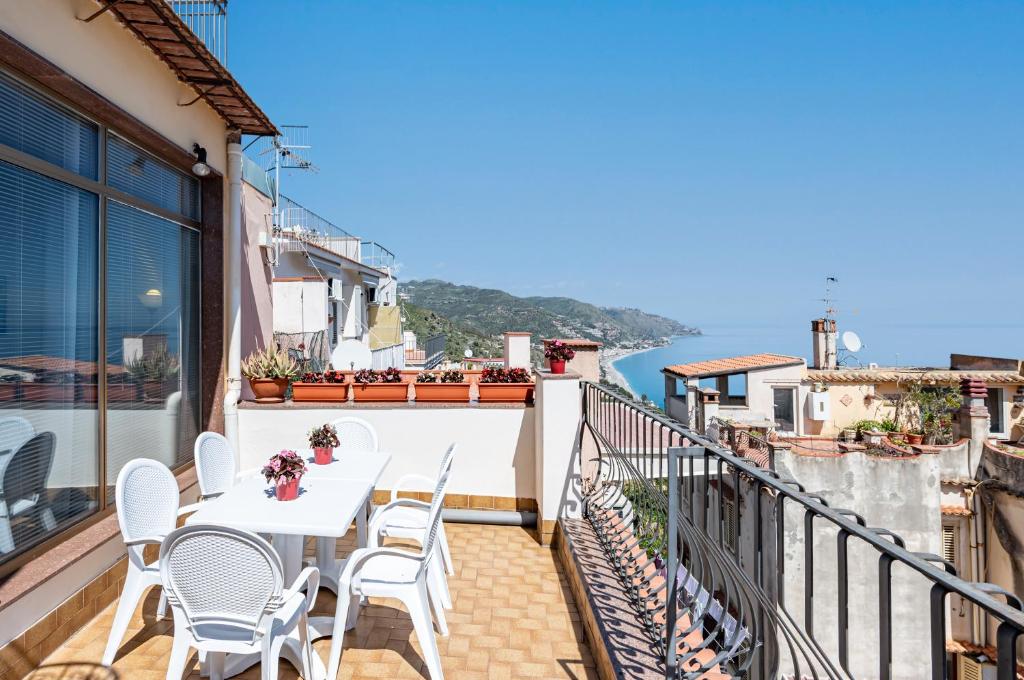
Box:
[543,338,603,348]
[941,504,973,516]
[807,368,1024,385]
[663,353,804,379]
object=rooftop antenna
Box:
[247,126,318,266]
[821,276,839,321]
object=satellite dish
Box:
[463,348,473,358]
[841,330,862,353]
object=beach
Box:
[600,344,661,397]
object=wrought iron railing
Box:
[579,381,1024,679]
[169,1,228,65]
[423,334,446,370]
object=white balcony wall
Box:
[238,407,536,501]
[272,280,329,335]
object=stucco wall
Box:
[775,450,942,679]
[241,183,274,400]
[237,406,537,501]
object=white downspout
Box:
[224,133,243,452]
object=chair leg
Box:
[406,580,444,680]
[298,611,315,680]
[207,651,225,680]
[156,590,168,621]
[438,523,454,575]
[327,578,359,680]
[430,545,452,610]
[425,563,449,637]
[262,632,284,680]
[165,618,191,680]
[102,567,146,666]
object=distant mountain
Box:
[400,301,504,362]
[398,279,699,352]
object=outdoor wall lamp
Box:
[191,143,211,177]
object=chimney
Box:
[811,318,837,369]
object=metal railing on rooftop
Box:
[360,240,395,273]
[169,1,227,65]
[579,381,1024,679]
[423,334,446,370]
[274,195,395,274]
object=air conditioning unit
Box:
[958,653,997,680]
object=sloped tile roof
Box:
[807,368,1024,385]
[663,353,804,379]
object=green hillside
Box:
[398,279,698,350]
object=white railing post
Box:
[533,368,582,546]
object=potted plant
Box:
[308,423,340,465]
[126,347,180,402]
[241,346,298,403]
[261,450,308,501]
[477,367,534,403]
[352,367,408,402]
[291,370,348,402]
[544,340,575,375]
[415,369,471,403]
[893,381,962,446]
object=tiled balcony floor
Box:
[24,524,597,680]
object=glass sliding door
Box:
[0,161,99,559]
[105,202,200,493]
[773,387,796,433]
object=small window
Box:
[941,523,960,572]
[773,388,796,432]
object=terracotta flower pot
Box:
[477,382,534,403]
[106,383,140,402]
[313,447,334,465]
[275,476,301,501]
[905,432,924,446]
[549,359,566,374]
[352,382,409,402]
[249,377,289,403]
[292,382,348,402]
[414,382,471,403]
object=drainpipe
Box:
[223,131,243,452]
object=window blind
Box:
[0,71,98,180]
[106,135,200,220]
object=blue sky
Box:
[230,2,1023,331]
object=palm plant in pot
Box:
[352,367,408,402]
[308,423,340,464]
[241,345,298,403]
[544,340,575,374]
[262,449,307,501]
[477,367,534,403]
[292,369,348,402]
[126,346,180,402]
[415,369,470,402]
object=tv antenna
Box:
[821,276,839,321]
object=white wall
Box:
[237,407,536,501]
[272,280,329,335]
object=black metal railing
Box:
[423,334,446,370]
[579,381,1024,679]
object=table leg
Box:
[357,497,368,547]
[273,534,305,586]
[316,537,342,593]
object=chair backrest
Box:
[115,459,180,545]
[420,468,451,566]
[2,432,55,506]
[330,417,379,453]
[0,416,34,457]
[437,443,456,479]
[160,524,284,645]
[194,431,236,499]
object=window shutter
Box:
[941,523,959,566]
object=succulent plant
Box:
[241,345,298,380]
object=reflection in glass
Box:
[0,161,99,563]
[105,202,200,494]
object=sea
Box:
[614,322,1024,408]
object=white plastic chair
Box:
[102,459,201,666]
[370,444,456,579]
[160,524,319,680]
[326,467,452,680]
[0,432,57,554]
[194,431,260,500]
[312,417,380,575]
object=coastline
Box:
[601,334,698,399]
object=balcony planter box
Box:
[292,382,349,402]
[21,383,75,402]
[352,382,409,402]
[477,383,534,403]
[414,382,471,403]
[249,377,289,404]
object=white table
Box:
[296,449,392,593]
[187,475,374,679]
